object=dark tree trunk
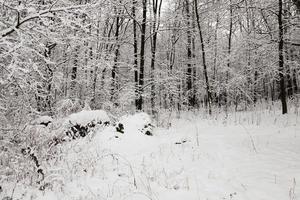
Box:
[70,43,79,99]
[194,0,212,114]
[286,52,293,96]
[225,0,233,114]
[278,0,288,114]
[253,70,258,103]
[137,0,147,111]
[150,0,162,115]
[290,49,298,94]
[36,43,56,112]
[71,64,77,94]
[293,69,298,93]
[184,0,194,108]
[132,0,139,110]
[111,14,121,105]
[213,12,219,105]
[167,21,178,109]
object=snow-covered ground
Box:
[1,108,300,200]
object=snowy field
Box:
[1,107,300,200]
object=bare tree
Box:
[184,0,194,108]
[278,0,288,114]
[150,0,163,115]
[137,0,147,111]
[194,0,212,114]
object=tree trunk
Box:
[225,0,233,114]
[184,0,194,108]
[111,14,121,105]
[194,0,212,114]
[137,0,147,111]
[150,0,162,115]
[213,12,219,105]
[278,0,288,114]
[132,0,139,110]
[70,45,78,99]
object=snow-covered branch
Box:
[1,4,88,38]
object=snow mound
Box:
[90,112,156,157]
[116,112,153,136]
[64,110,110,126]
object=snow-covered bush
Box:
[54,99,82,118]
[61,110,111,140]
[0,109,112,197]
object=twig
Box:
[194,124,200,147]
[241,124,258,153]
[10,180,18,200]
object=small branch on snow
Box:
[241,124,258,153]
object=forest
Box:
[0,0,299,119]
[0,0,300,200]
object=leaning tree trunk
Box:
[194,0,212,114]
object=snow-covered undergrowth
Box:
[1,107,300,200]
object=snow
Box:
[1,110,300,200]
[32,116,53,125]
[119,112,151,130]
[116,112,152,135]
[92,112,156,156]
[64,110,110,126]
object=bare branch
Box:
[1,4,88,38]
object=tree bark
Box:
[278,0,288,114]
[111,13,121,105]
[225,0,233,114]
[137,0,147,111]
[150,0,162,115]
[194,0,212,114]
[184,0,194,108]
[132,0,139,110]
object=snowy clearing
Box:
[1,109,300,200]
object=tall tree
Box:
[137,0,147,111]
[278,0,288,114]
[225,0,233,114]
[132,0,139,110]
[194,0,212,114]
[111,9,121,105]
[150,0,163,115]
[184,0,194,108]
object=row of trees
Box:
[0,0,299,125]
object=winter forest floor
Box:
[1,104,300,200]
